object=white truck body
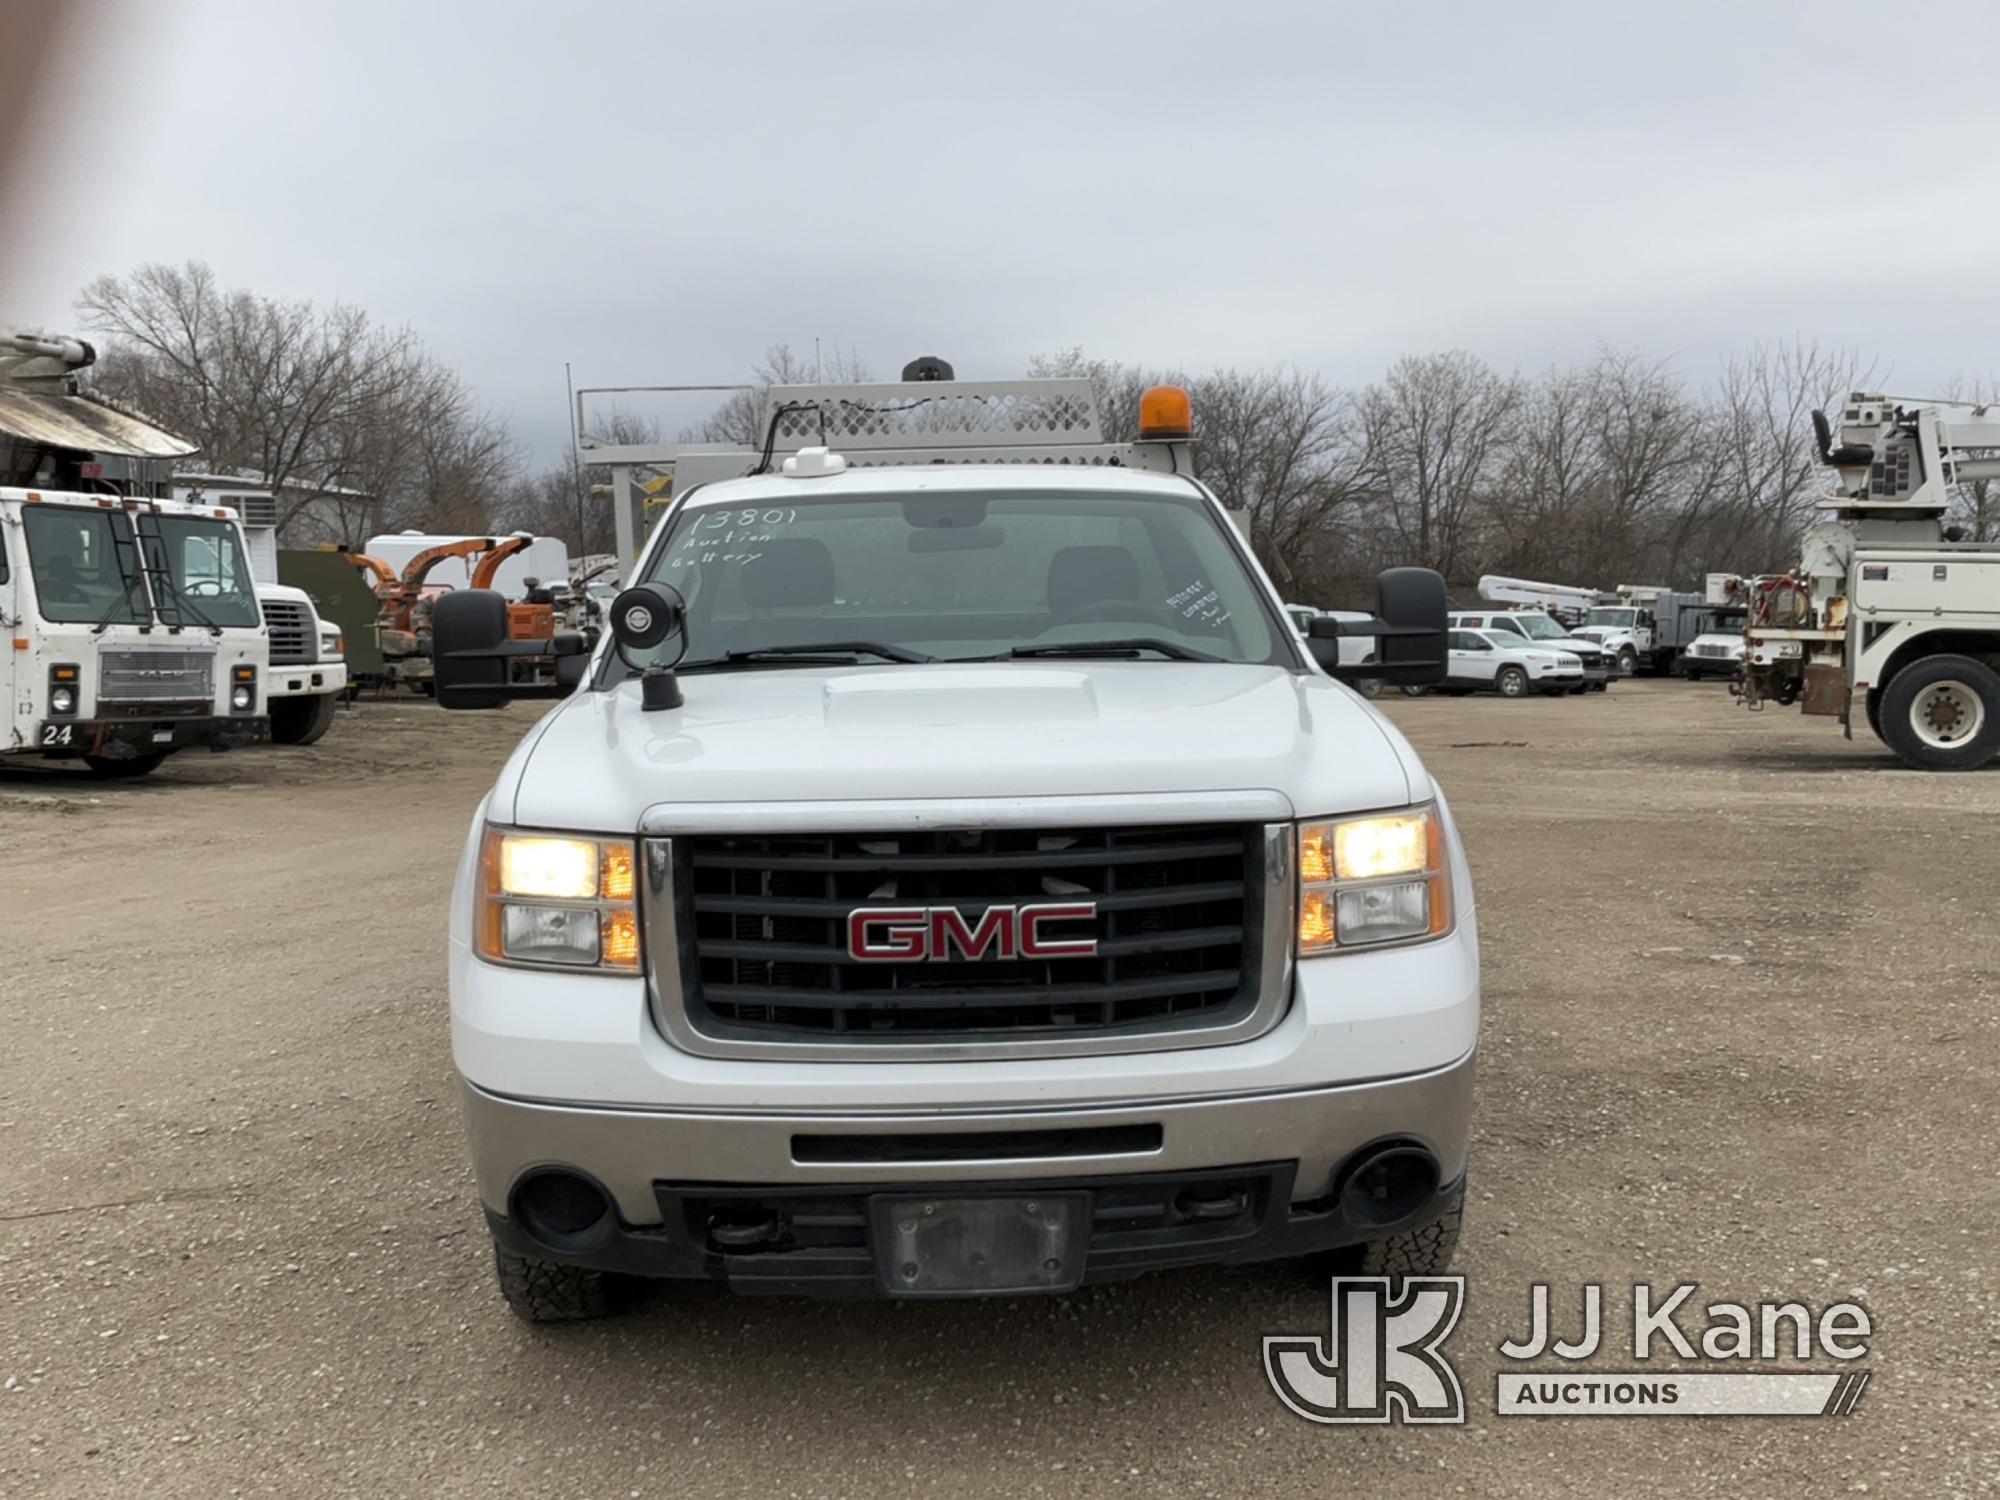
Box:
[1740,394,2000,769]
[1,486,268,768]
[432,374,1478,1315]
[173,481,347,743]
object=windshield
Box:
[23,505,147,625]
[145,515,261,628]
[638,490,1288,666]
[1586,608,1638,629]
[1512,613,1568,641]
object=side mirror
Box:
[1305,568,1448,686]
[433,590,511,710]
[433,589,585,710]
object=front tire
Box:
[493,1246,630,1323]
[84,752,166,779]
[269,692,338,746]
[1357,1179,1465,1280]
[1616,646,1638,675]
[1495,666,1529,698]
[1314,1178,1466,1288]
[1877,655,2000,770]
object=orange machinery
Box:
[340,536,555,684]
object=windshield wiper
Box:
[150,571,221,635]
[89,580,150,635]
[995,638,1222,662]
[678,641,938,672]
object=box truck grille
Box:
[98,649,214,706]
[673,824,1262,1042]
[260,597,314,665]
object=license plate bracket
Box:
[870,1192,1088,1297]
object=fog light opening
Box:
[1338,1144,1440,1231]
[511,1169,614,1253]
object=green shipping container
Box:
[278,550,385,679]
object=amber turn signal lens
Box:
[602,909,641,969]
[601,844,636,903]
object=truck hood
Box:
[501,662,1426,831]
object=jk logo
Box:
[1264,1277,1467,1424]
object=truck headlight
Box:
[1297,808,1450,954]
[320,630,344,660]
[478,829,639,971]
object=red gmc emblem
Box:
[847,903,1099,962]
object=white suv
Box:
[431,378,1479,1319]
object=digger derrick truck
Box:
[1739,394,2000,770]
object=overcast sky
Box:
[8,0,2000,464]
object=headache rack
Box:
[573,365,1206,568]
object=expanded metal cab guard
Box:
[574,376,1200,567]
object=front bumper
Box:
[466,1047,1473,1294]
[265,660,348,700]
[29,714,267,758]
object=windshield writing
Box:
[640,491,1286,667]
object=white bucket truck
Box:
[2,335,268,775]
[426,365,1478,1320]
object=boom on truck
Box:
[1,333,269,776]
[1739,394,2000,770]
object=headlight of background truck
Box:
[477,829,640,972]
[1296,808,1450,954]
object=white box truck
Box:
[426,371,1478,1319]
[173,477,347,745]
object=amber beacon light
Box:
[1137,385,1193,440]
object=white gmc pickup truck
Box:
[432,374,1478,1319]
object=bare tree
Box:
[77,261,516,544]
[1357,352,1525,579]
[1670,339,1876,579]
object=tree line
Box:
[76,261,1977,601]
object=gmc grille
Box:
[98,649,214,707]
[667,823,1267,1044]
[261,598,314,665]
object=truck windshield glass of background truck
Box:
[640,491,1287,666]
[22,505,147,625]
[148,515,260,628]
[1586,607,1638,629]
[1511,613,1569,640]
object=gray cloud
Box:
[10,0,1999,462]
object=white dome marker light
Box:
[782,446,848,478]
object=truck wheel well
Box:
[1876,630,2000,692]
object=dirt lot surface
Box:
[2,681,1995,1498]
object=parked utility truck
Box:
[427,368,1476,1320]
[2,334,268,775]
[173,476,347,745]
[1740,394,2000,770]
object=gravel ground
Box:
[2,681,1995,1497]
